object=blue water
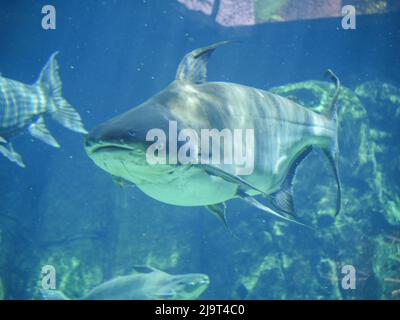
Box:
[0,1,399,300]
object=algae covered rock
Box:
[372,235,400,299]
[355,82,400,226]
[1,77,399,300]
[35,253,103,299]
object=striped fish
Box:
[0,52,87,167]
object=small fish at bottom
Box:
[40,265,210,300]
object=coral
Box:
[354,82,400,225]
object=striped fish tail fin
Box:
[40,289,69,300]
[36,52,87,134]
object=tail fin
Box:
[322,69,342,216]
[36,52,87,134]
[40,289,69,300]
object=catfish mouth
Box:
[196,276,210,286]
[182,275,210,291]
[84,133,137,155]
[180,275,210,298]
[86,143,134,155]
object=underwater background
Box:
[0,0,399,299]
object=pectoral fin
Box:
[200,163,313,229]
[0,136,6,143]
[29,117,60,147]
[0,143,25,168]
[200,164,265,195]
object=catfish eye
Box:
[128,129,136,137]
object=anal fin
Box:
[29,116,60,148]
[271,146,312,217]
[272,188,295,217]
[238,191,315,230]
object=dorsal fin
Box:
[132,265,160,274]
[175,41,234,84]
[271,146,313,216]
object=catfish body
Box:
[40,266,210,300]
[85,41,342,227]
